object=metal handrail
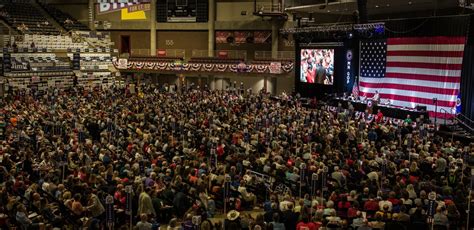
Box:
[439,108,451,126]
[457,112,474,128]
[439,108,474,134]
[191,49,247,60]
[254,51,295,60]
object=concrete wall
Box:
[275,75,294,95]
[109,31,151,50]
[157,31,208,58]
[211,75,270,94]
[216,1,258,21]
[278,34,295,51]
[125,72,295,95]
[216,42,271,60]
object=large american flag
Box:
[359,36,465,118]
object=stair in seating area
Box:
[0,19,16,36]
[37,1,89,31]
[31,1,66,33]
[0,0,61,35]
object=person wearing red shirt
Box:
[376,109,384,123]
[296,216,317,230]
[337,195,351,219]
[306,65,316,83]
[363,195,380,218]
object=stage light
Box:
[375,25,384,35]
[348,33,353,38]
[280,23,384,35]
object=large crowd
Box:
[0,84,473,230]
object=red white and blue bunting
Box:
[113,60,294,74]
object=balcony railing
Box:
[254,51,295,60]
[255,1,283,13]
[192,50,247,60]
[130,49,185,59]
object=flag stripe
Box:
[429,112,456,119]
[387,51,464,58]
[387,36,466,45]
[387,55,463,64]
[385,67,461,77]
[387,44,465,52]
[360,77,460,90]
[384,73,461,83]
[361,91,456,108]
[386,62,463,70]
[359,82,458,96]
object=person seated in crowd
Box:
[238,180,258,209]
[15,203,45,230]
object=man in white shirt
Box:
[372,90,380,103]
[238,180,257,208]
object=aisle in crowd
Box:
[0,85,472,230]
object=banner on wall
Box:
[117,58,128,69]
[269,62,282,74]
[96,0,150,20]
[216,31,271,44]
[11,60,30,71]
[344,49,356,93]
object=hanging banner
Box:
[269,62,282,74]
[344,49,356,93]
[117,58,128,69]
[3,52,10,73]
[11,60,30,71]
[125,185,132,215]
[105,195,114,227]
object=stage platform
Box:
[329,98,430,122]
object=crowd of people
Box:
[0,84,473,230]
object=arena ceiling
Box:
[285,0,462,15]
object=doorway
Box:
[120,35,131,55]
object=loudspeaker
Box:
[157,0,168,22]
[196,0,208,22]
[72,53,80,70]
[3,53,11,73]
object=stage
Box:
[329,98,430,122]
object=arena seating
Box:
[4,34,88,50]
[66,48,116,88]
[0,0,60,35]
[79,55,113,71]
[1,31,118,91]
[38,2,89,31]
[74,31,115,49]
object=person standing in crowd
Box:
[0,85,471,230]
[138,187,156,217]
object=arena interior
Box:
[0,0,474,229]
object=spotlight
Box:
[375,25,385,35]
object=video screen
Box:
[300,49,334,85]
